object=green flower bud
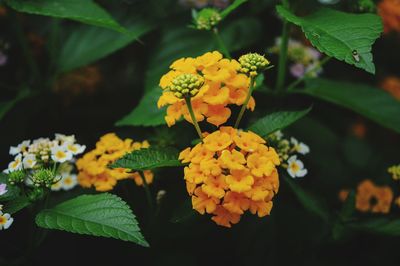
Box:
[31,168,55,188]
[194,8,221,30]
[168,73,204,99]
[8,170,26,185]
[28,187,45,201]
[239,53,270,77]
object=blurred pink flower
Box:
[0,183,7,196]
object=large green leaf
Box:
[57,17,155,73]
[248,107,311,138]
[115,87,166,127]
[302,78,400,133]
[36,193,148,246]
[276,5,382,73]
[350,218,400,236]
[0,89,30,121]
[283,175,331,223]
[5,0,125,32]
[111,147,182,171]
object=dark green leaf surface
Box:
[220,0,247,18]
[351,218,400,236]
[58,17,155,73]
[0,173,21,202]
[111,147,182,171]
[6,0,125,32]
[36,193,148,246]
[4,196,30,214]
[276,6,382,73]
[0,89,30,121]
[283,175,331,223]
[302,78,400,133]
[248,107,311,138]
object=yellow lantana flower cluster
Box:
[76,133,153,191]
[389,164,400,180]
[179,126,280,227]
[157,51,254,127]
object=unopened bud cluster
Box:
[168,73,204,98]
[195,8,221,30]
[8,170,25,185]
[239,53,270,77]
[31,168,55,188]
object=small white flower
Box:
[9,140,30,156]
[7,154,23,172]
[55,133,76,144]
[287,155,308,178]
[274,130,283,140]
[0,204,3,211]
[290,137,310,155]
[65,143,86,155]
[51,146,73,163]
[0,183,7,196]
[23,154,37,169]
[0,211,14,230]
[51,178,63,191]
[61,174,77,190]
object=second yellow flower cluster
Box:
[76,133,153,191]
[179,126,280,227]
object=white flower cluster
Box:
[271,38,323,79]
[4,134,85,191]
[268,131,310,178]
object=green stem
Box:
[234,77,255,129]
[184,97,203,140]
[286,56,331,92]
[139,171,154,213]
[212,28,231,59]
[275,20,290,91]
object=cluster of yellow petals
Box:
[157,51,254,127]
[339,179,394,214]
[380,76,400,101]
[378,0,400,33]
[179,126,280,227]
[76,133,153,191]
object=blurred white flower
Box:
[23,154,37,169]
[7,154,23,172]
[0,211,14,230]
[61,174,77,190]
[65,143,86,155]
[287,155,308,178]
[290,137,310,155]
[9,140,30,156]
[51,146,73,163]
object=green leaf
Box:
[220,0,247,19]
[302,78,400,133]
[111,147,182,171]
[35,193,148,246]
[5,0,125,32]
[115,87,166,127]
[350,218,400,236]
[332,191,356,240]
[283,175,331,223]
[248,107,312,138]
[170,199,197,223]
[4,196,30,214]
[0,89,30,121]
[57,17,155,73]
[220,17,262,52]
[276,5,382,73]
[0,173,21,202]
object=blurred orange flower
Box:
[378,0,400,33]
[355,180,393,214]
[380,76,400,100]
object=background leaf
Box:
[283,175,331,223]
[4,196,30,214]
[220,0,248,19]
[0,173,21,202]
[276,5,382,73]
[111,147,182,171]
[0,89,30,121]
[248,107,311,138]
[302,78,400,133]
[35,193,148,246]
[5,0,125,32]
[57,17,155,73]
[350,218,400,236]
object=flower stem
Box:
[213,28,231,59]
[139,171,154,213]
[184,96,203,140]
[234,77,255,129]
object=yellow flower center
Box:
[0,216,6,225]
[56,151,66,159]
